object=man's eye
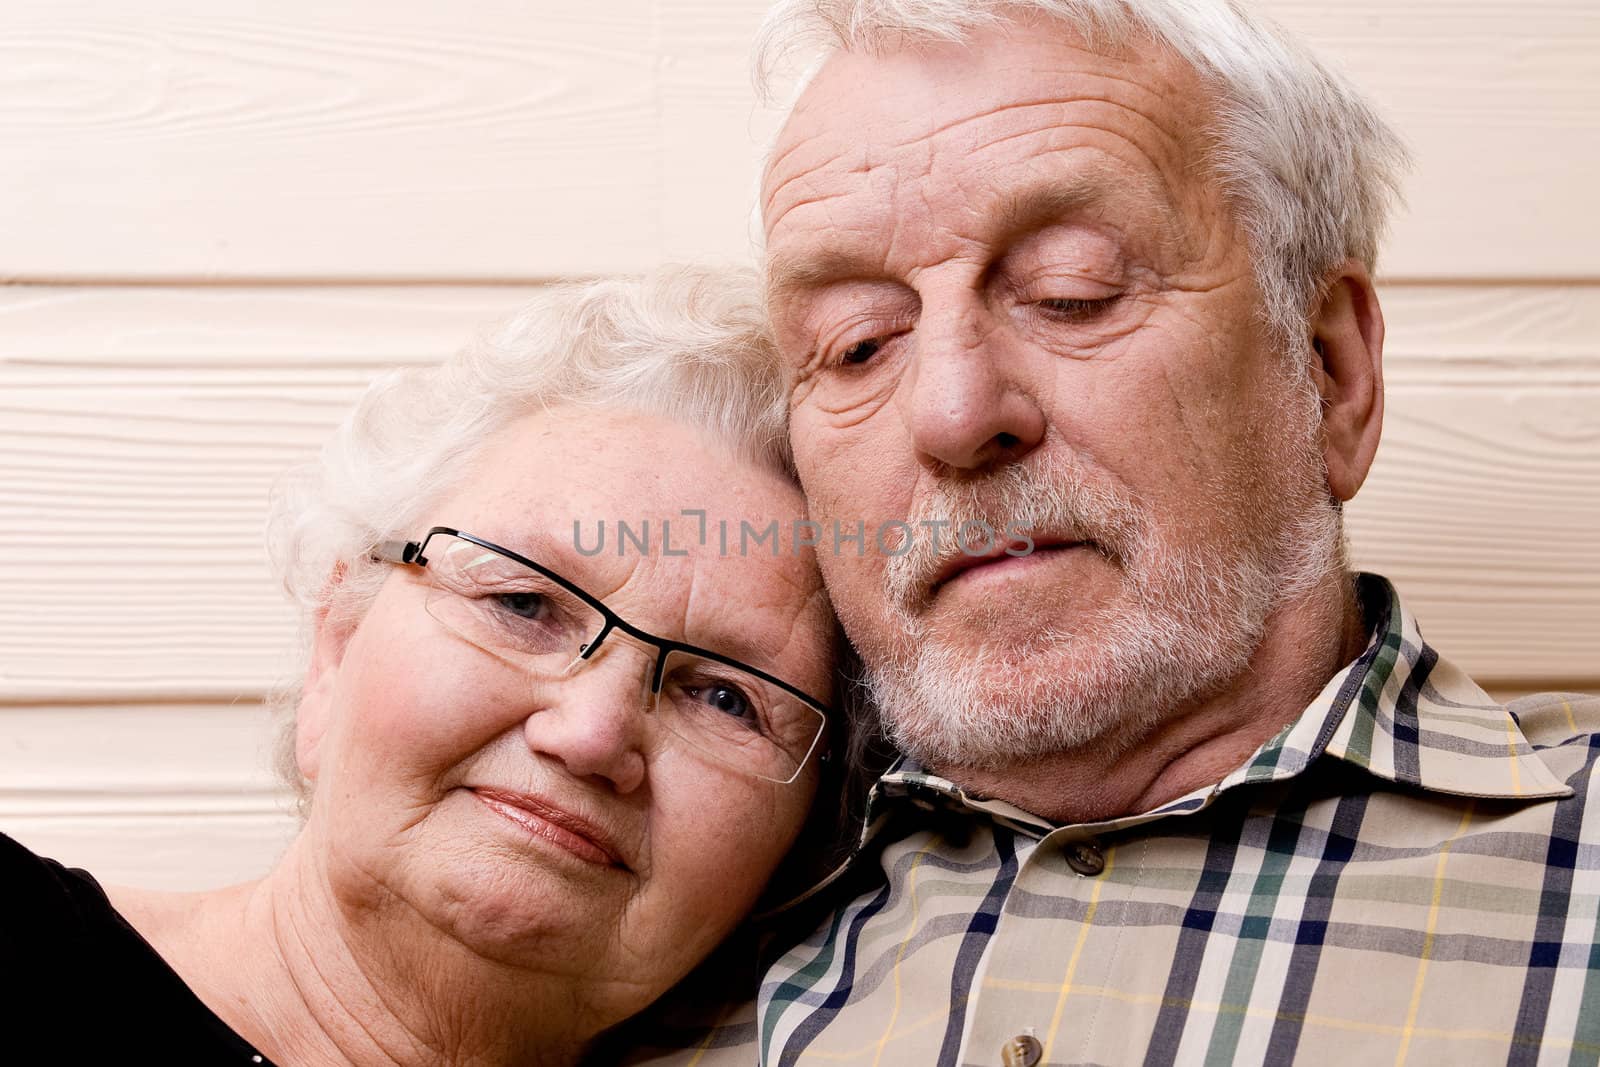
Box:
[1037,296,1117,320]
[838,337,885,366]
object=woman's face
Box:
[293,407,834,1029]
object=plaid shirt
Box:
[619,575,1600,1066]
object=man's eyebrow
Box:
[991,169,1174,239]
[994,179,1109,236]
[764,249,887,309]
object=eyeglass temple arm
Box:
[371,539,425,565]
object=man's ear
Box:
[295,565,356,784]
[1307,260,1386,502]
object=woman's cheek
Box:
[338,643,500,773]
[676,776,806,906]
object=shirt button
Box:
[1001,1033,1043,1067]
[1065,840,1105,876]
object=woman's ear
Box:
[1307,260,1386,502]
[295,564,355,784]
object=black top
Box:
[0,832,278,1065]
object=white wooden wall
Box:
[2,0,1597,890]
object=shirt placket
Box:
[956,814,1191,1066]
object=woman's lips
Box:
[471,787,627,870]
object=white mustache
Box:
[885,453,1147,612]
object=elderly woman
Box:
[0,268,843,1065]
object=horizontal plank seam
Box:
[0,694,271,709]
[1,274,661,289]
[3,276,1600,290]
[2,810,294,820]
[9,681,1597,708]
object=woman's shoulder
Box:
[0,831,114,944]
[0,832,278,1065]
[0,831,154,1006]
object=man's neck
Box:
[942,573,1370,825]
[110,838,596,1067]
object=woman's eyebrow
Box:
[676,611,784,673]
[488,529,787,664]
[467,526,591,581]
[684,581,825,677]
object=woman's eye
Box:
[685,682,757,722]
[493,592,550,621]
[838,336,885,366]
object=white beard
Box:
[865,375,1345,772]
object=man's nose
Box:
[898,301,1046,472]
[522,638,653,794]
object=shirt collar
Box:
[871,573,1570,838]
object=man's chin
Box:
[867,639,1150,771]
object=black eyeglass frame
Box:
[371,526,834,778]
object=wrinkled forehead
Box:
[760,25,1222,265]
[762,23,1212,189]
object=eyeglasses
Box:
[371,527,832,785]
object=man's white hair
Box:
[266,266,786,802]
[756,0,1410,342]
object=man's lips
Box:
[471,787,628,870]
[930,538,1086,594]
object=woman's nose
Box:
[521,640,653,794]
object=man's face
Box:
[763,27,1339,770]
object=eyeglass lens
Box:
[418,535,824,783]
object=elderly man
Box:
[614,1,1600,1064]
